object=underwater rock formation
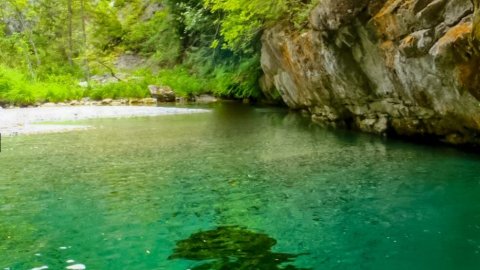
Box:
[169,226,311,269]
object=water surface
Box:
[1,104,480,269]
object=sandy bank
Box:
[0,106,209,136]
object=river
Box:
[1,103,479,269]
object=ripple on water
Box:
[1,104,480,269]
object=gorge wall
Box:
[260,0,480,145]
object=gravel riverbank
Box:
[0,106,210,136]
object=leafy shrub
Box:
[0,66,83,105]
[86,79,150,100]
[156,67,208,96]
[124,9,181,66]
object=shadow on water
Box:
[168,226,312,270]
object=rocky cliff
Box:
[261,0,480,145]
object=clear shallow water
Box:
[1,103,480,270]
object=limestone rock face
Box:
[261,0,480,145]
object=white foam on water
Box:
[66,264,86,270]
[66,260,75,263]
[31,266,48,270]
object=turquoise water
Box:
[1,103,480,269]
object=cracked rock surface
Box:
[261,0,480,145]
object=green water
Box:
[1,104,480,270]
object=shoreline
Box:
[0,105,210,136]
[0,94,221,109]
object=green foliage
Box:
[290,1,318,29]
[203,0,313,53]
[0,32,21,67]
[0,0,317,103]
[85,79,150,100]
[86,82,148,100]
[89,1,124,52]
[0,66,84,106]
[123,9,181,65]
[208,56,262,98]
[0,65,151,105]
[157,67,208,96]
[203,0,286,53]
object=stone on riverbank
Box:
[148,85,176,102]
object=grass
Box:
[156,67,209,97]
[0,68,84,106]
[0,64,263,106]
[85,80,151,100]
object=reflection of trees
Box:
[169,226,311,270]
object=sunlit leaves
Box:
[203,0,288,52]
[202,0,314,52]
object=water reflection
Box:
[169,226,311,269]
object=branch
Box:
[95,60,124,82]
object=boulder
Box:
[115,54,146,71]
[148,85,176,102]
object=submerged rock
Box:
[194,94,218,104]
[261,0,480,145]
[168,226,311,269]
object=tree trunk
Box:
[67,0,74,66]
[80,0,90,83]
[13,6,39,77]
[28,34,41,67]
[15,9,41,67]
